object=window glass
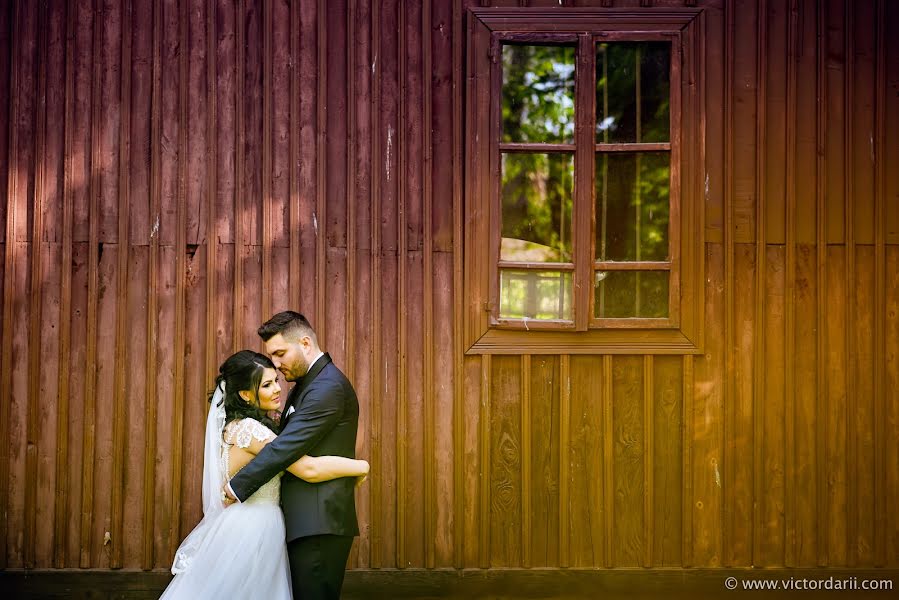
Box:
[500,269,574,321]
[596,42,670,143]
[502,44,576,143]
[594,270,669,318]
[595,152,670,262]
[501,152,574,263]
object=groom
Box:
[224,311,360,599]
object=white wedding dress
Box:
[160,402,292,600]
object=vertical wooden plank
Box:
[344,0,360,569]
[24,0,48,570]
[568,355,603,568]
[886,247,899,567]
[261,0,272,321]
[231,0,244,352]
[288,0,300,312]
[681,354,694,567]
[520,354,531,567]
[602,355,613,567]
[351,0,373,570]
[145,0,161,568]
[722,0,736,569]
[530,355,559,567]
[478,354,491,568]
[784,0,799,569]
[694,241,725,568]
[315,0,327,340]
[731,244,755,567]
[653,355,683,567]
[872,0,886,568]
[794,243,819,567]
[79,0,103,566]
[110,0,132,569]
[815,0,829,568]
[462,355,481,568]
[642,355,653,568]
[763,246,786,566]
[826,247,848,566]
[203,0,217,394]
[452,0,465,570]
[559,355,570,568]
[369,0,383,568]
[752,0,768,569]
[612,356,644,567]
[842,0,858,569]
[421,0,436,571]
[53,0,76,569]
[489,356,521,567]
[396,0,408,570]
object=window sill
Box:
[465,327,704,355]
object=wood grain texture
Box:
[0,0,896,575]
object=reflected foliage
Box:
[595,153,670,262]
[596,42,670,143]
[501,153,573,262]
[502,44,575,143]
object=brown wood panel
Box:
[886,246,899,567]
[854,246,876,566]
[3,0,899,576]
[433,252,456,568]
[850,1,876,245]
[568,355,603,567]
[794,0,818,244]
[761,246,786,566]
[764,0,787,244]
[794,244,820,567]
[489,355,522,567]
[529,356,560,567]
[693,243,724,567]
[824,246,848,566]
[461,355,482,568]
[653,355,683,566]
[611,356,644,567]
[730,0,758,243]
[824,0,845,245]
[730,243,755,566]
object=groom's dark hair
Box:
[258,310,317,344]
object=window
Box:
[465,8,705,354]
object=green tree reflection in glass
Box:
[502,44,575,143]
[596,42,670,143]
[500,44,576,265]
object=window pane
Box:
[595,152,669,262]
[502,152,574,262]
[502,44,575,143]
[596,42,670,143]
[594,270,669,318]
[500,269,573,321]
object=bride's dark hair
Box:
[210,350,279,432]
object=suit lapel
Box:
[279,353,332,432]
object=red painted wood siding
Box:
[0,0,897,573]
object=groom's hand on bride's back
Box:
[222,482,238,507]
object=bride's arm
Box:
[242,434,369,483]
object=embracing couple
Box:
[161,311,369,600]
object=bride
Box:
[160,350,369,599]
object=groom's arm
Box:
[228,379,345,502]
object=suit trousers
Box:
[286,534,354,600]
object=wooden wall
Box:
[1,0,897,580]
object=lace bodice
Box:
[223,418,282,505]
